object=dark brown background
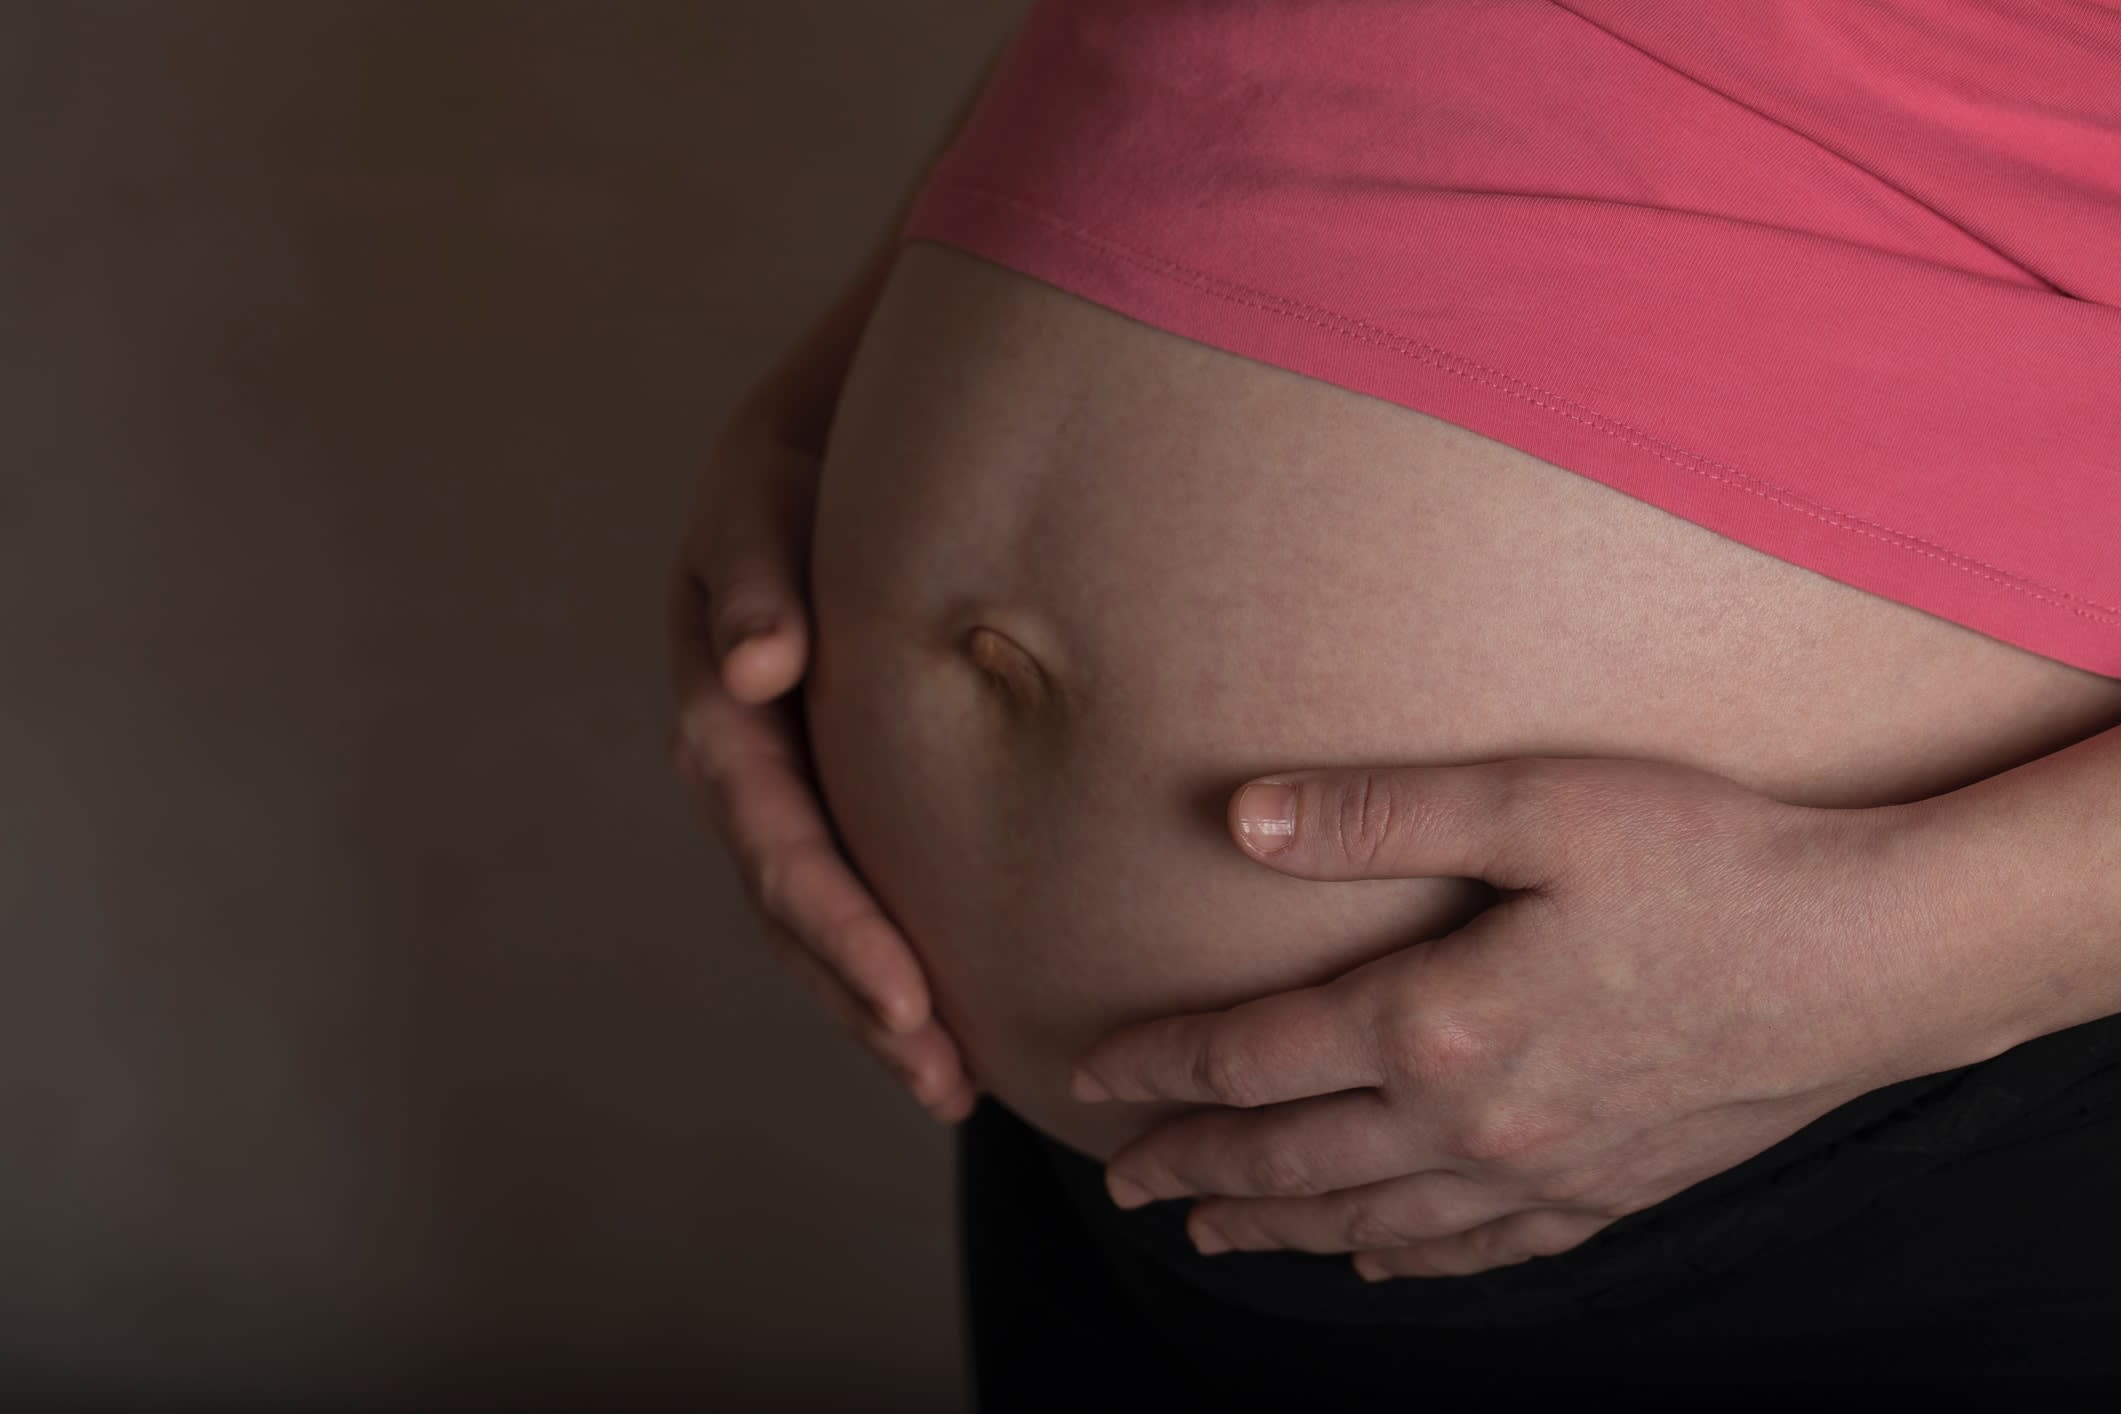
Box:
[2,2,1027,1407]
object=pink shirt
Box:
[899,0,2121,677]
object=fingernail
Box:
[1236,781,1297,856]
[1070,1068,1112,1103]
[1107,1173,1152,1209]
[1354,1257,1389,1283]
[1192,1223,1231,1256]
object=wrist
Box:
[1851,796,2029,1076]
[1880,724,2121,1062]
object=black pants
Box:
[957,1012,2121,1407]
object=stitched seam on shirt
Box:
[918,177,2121,630]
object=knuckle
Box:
[753,841,818,923]
[683,746,746,837]
[1489,756,1543,825]
[751,852,791,922]
[1201,1206,1254,1250]
[668,699,725,778]
[1471,1221,1524,1265]
[1194,1034,1262,1108]
[1128,1156,1182,1201]
[1381,1015,1487,1085]
[775,935,859,1029]
[1512,754,1592,807]
[1452,1103,1547,1168]
[1525,1165,1598,1208]
[1496,757,1604,842]
[1245,1146,1319,1197]
[1342,1198,1408,1250]
[1331,772,1402,870]
[1494,757,1602,853]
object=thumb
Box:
[1228,761,1566,889]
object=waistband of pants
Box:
[1017,1009,2121,1328]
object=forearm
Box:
[742,34,1010,449]
[1902,718,2121,1060]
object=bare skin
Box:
[1069,752,1996,1276]
[791,238,2121,1169]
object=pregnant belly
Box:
[802,240,2121,1163]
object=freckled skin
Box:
[802,240,2121,1162]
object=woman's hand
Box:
[668,403,977,1124]
[1070,756,1990,1278]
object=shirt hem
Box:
[899,176,2121,680]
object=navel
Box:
[964,624,1053,711]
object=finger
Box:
[766,919,902,1051]
[1102,1089,1444,1206]
[769,922,974,1115]
[914,1056,981,1124]
[677,683,933,1034]
[667,432,820,708]
[768,920,965,1089]
[661,420,975,1118]
[1351,1209,1615,1281]
[1073,981,1383,1109]
[1228,758,1581,890]
[775,930,960,1118]
[670,553,809,712]
[1188,1168,1515,1256]
[887,1020,978,1117]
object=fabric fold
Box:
[899,0,2121,675]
